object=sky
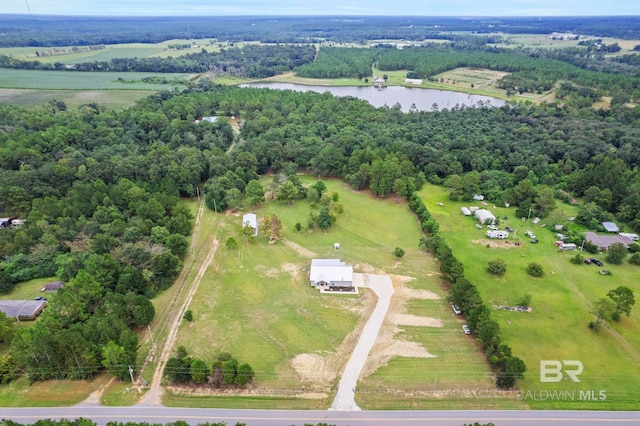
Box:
[5,0,640,17]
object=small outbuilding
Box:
[41,281,64,292]
[475,209,496,225]
[473,194,485,201]
[242,213,258,236]
[601,222,620,233]
[461,207,472,216]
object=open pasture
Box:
[0,69,194,90]
[419,183,640,409]
[169,178,496,409]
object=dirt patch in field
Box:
[255,262,301,280]
[472,239,521,249]
[291,287,377,388]
[358,275,441,379]
[389,313,443,327]
[284,239,317,258]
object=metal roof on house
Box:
[310,259,353,285]
[0,300,46,319]
[601,222,620,233]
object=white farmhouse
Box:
[309,259,353,289]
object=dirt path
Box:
[137,198,219,406]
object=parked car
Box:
[584,258,592,264]
[590,258,604,266]
[475,224,483,229]
[505,226,513,232]
[452,304,462,315]
[34,296,45,301]
[531,238,539,243]
[487,225,499,230]
[462,325,471,335]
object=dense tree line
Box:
[164,346,255,388]
[2,15,640,48]
[410,194,527,389]
[0,44,316,78]
[298,45,640,100]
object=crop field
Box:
[166,177,502,409]
[418,184,640,410]
[0,69,194,90]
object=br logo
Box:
[540,360,584,383]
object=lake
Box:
[240,82,505,112]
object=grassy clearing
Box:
[0,375,111,407]
[418,183,640,410]
[163,391,329,409]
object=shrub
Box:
[183,310,193,322]
[570,253,584,264]
[393,247,405,258]
[526,262,544,277]
[487,258,507,276]
[629,253,640,265]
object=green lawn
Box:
[418,183,640,410]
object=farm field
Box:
[0,39,226,64]
[166,177,504,409]
[0,69,195,90]
[418,183,640,410]
[0,88,156,109]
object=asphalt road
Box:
[2,407,639,426]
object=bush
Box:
[629,253,640,265]
[570,253,584,264]
[183,310,193,322]
[393,247,405,258]
[487,258,507,276]
[526,262,544,277]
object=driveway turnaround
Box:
[329,273,394,411]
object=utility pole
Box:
[128,365,135,387]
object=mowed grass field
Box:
[0,39,227,64]
[0,69,196,107]
[169,177,501,409]
[418,183,640,409]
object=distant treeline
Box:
[1,15,640,47]
[0,44,316,78]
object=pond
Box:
[240,82,505,112]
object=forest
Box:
[2,74,640,382]
[0,44,317,78]
[1,15,640,47]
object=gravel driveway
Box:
[329,273,394,411]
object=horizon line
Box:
[2,13,640,18]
